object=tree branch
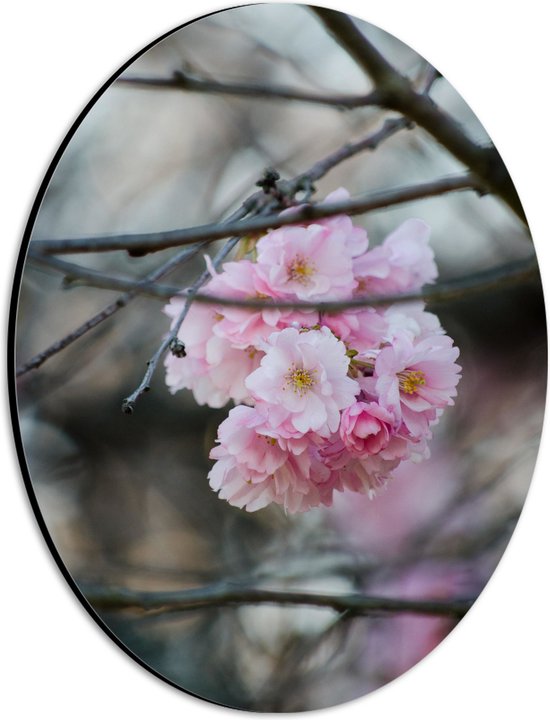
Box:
[32,173,480,256]
[120,235,241,414]
[311,7,526,223]
[16,197,261,377]
[27,252,173,298]
[291,116,412,188]
[117,70,381,110]
[189,256,539,310]
[18,117,416,376]
[15,242,209,377]
[28,252,540,311]
[82,581,474,619]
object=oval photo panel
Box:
[10,3,545,712]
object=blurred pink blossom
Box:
[362,562,474,683]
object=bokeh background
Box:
[14,4,545,712]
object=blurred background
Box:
[14,4,545,712]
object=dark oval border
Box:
[6,5,245,710]
[6,2,545,714]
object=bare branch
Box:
[32,173,480,256]
[117,70,381,110]
[416,63,442,95]
[16,299,125,378]
[19,117,416,376]
[16,199,258,377]
[18,116,480,380]
[27,252,170,298]
[120,235,241,414]
[83,581,474,619]
[29,253,539,311]
[177,256,541,311]
[15,242,208,377]
[291,116,412,188]
[311,8,526,223]
[31,116,412,258]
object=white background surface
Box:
[2,1,549,718]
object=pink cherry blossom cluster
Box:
[164,189,461,513]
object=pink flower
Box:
[163,295,261,407]
[366,331,461,437]
[317,188,369,258]
[164,299,222,403]
[245,326,359,437]
[319,434,399,498]
[208,405,335,512]
[339,456,399,496]
[322,307,388,354]
[209,260,318,349]
[163,195,462,514]
[256,223,357,301]
[339,401,395,456]
[278,187,369,259]
[383,302,444,342]
[353,219,437,295]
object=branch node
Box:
[300,203,315,220]
[169,338,187,358]
[256,167,280,193]
[127,248,147,258]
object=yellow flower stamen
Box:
[283,365,317,395]
[287,254,316,286]
[399,369,426,395]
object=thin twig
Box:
[19,119,412,376]
[188,255,539,311]
[32,173,480,256]
[27,252,173,298]
[117,70,381,110]
[16,300,123,378]
[28,253,540,310]
[15,242,207,377]
[120,236,241,414]
[290,116,412,188]
[82,581,474,619]
[16,199,255,377]
[311,8,525,222]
